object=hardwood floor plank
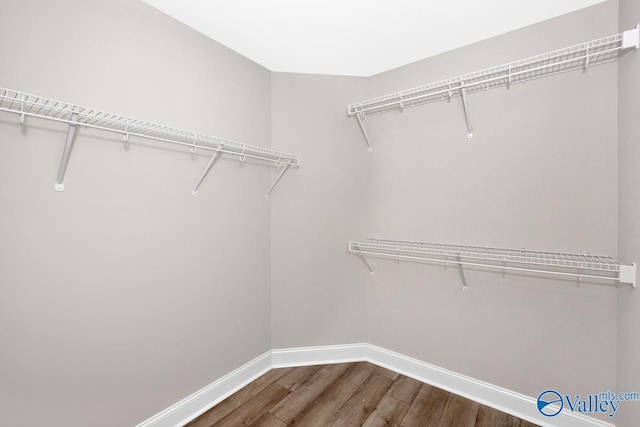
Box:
[361,395,410,427]
[213,382,289,427]
[288,362,376,426]
[474,405,521,427]
[325,373,394,426]
[371,365,400,380]
[268,363,351,423]
[387,375,422,404]
[250,412,287,427]
[186,368,292,427]
[401,384,449,427]
[275,364,322,391]
[437,393,479,427]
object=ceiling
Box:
[141,0,606,77]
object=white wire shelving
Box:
[349,238,636,288]
[0,87,300,196]
[348,25,640,151]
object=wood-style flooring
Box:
[186,362,539,427]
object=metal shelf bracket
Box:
[359,254,375,275]
[459,81,473,139]
[457,252,469,291]
[192,148,221,196]
[265,161,292,197]
[123,119,131,150]
[54,110,79,191]
[19,94,25,124]
[355,112,373,152]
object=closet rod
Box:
[0,87,300,195]
[349,239,636,287]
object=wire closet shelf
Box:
[348,239,636,287]
[347,26,640,148]
[0,87,300,195]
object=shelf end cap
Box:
[619,262,637,287]
[622,25,640,50]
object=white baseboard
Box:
[136,343,614,427]
[270,342,369,367]
[135,351,272,427]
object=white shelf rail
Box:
[348,25,640,151]
[0,87,300,196]
[349,238,636,288]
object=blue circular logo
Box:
[537,390,563,417]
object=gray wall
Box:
[362,0,620,402]
[0,1,272,426]
[618,0,640,425]
[270,73,370,348]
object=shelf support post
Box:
[460,81,473,139]
[19,94,25,124]
[192,149,221,196]
[123,119,130,150]
[457,253,469,291]
[358,254,375,275]
[54,110,79,191]
[355,112,374,152]
[265,161,292,197]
